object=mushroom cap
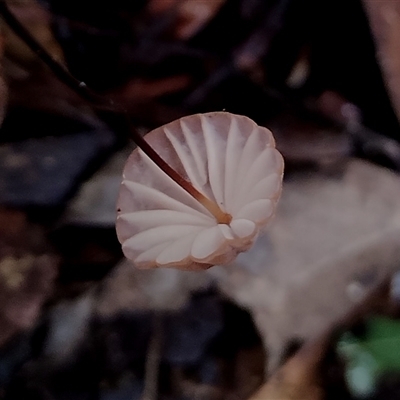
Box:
[116,112,284,270]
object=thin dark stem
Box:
[0,2,103,105]
[0,2,232,223]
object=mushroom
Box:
[116,112,284,270]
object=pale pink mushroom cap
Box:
[116,112,284,270]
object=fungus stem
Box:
[0,2,231,224]
[133,130,232,224]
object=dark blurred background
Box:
[1,0,400,399]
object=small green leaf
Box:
[337,316,400,398]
